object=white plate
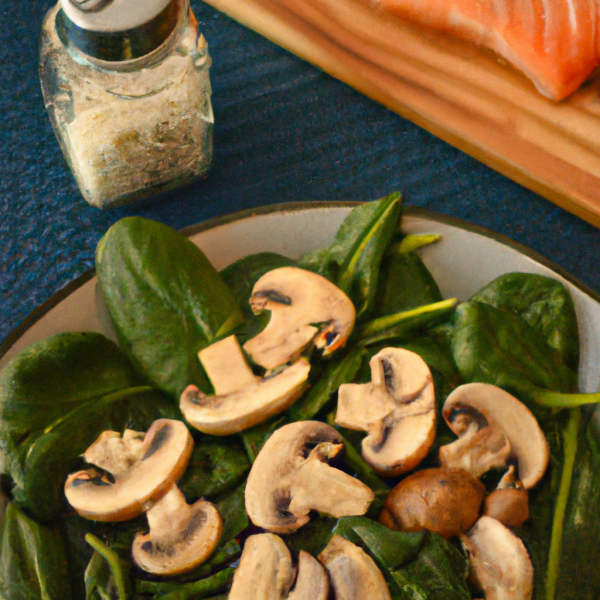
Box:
[2,203,600,403]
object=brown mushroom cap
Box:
[461,516,534,600]
[319,535,391,600]
[440,383,550,489]
[228,534,295,600]
[245,421,374,533]
[336,348,436,476]
[180,335,310,435]
[65,419,193,522]
[132,486,222,576]
[483,489,529,528]
[243,267,356,369]
[381,467,485,539]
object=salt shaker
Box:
[39,0,213,209]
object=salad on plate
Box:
[0,193,599,600]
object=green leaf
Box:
[85,534,133,600]
[285,517,339,557]
[374,252,443,316]
[96,217,244,398]
[332,517,470,600]
[471,273,579,371]
[220,252,296,345]
[388,234,441,255]
[299,193,402,319]
[213,483,249,548]
[0,333,179,522]
[240,414,289,463]
[357,299,457,346]
[287,347,368,422]
[178,439,250,500]
[134,568,235,600]
[0,503,72,600]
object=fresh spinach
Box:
[0,332,179,522]
[134,568,235,600]
[299,193,402,320]
[472,273,579,371]
[85,534,133,600]
[96,217,243,399]
[332,517,470,600]
[0,503,72,600]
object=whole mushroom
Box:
[243,267,356,369]
[245,421,375,533]
[180,335,310,435]
[439,383,549,489]
[336,347,436,476]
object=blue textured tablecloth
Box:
[1,0,600,345]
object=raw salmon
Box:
[373,0,598,100]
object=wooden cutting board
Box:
[202,0,600,228]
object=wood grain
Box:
[202,0,600,228]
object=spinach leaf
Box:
[96,217,243,398]
[285,517,339,557]
[213,483,249,548]
[220,252,296,344]
[450,301,578,407]
[178,439,249,501]
[85,534,133,600]
[299,193,402,320]
[0,332,179,522]
[134,568,235,600]
[472,273,579,371]
[332,517,470,600]
[240,414,288,463]
[0,502,72,600]
[357,299,457,346]
[374,252,443,316]
[287,347,368,422]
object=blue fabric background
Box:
[1,0,599,344]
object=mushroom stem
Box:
[146,486,193,549]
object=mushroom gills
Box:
[319,535,391,600]
[439,383,550,489]
[180,335,310,435]
[336,348,436,476]
[132,486,222,576]
[245,421,374,533]
[243,267,356,369]
[461,516,534,600]
[65,419,194,522]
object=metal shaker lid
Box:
[59,0,173,32]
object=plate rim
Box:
[2,200,599,363]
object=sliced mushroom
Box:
[461,516,534,600]
[288,551,329,600]
[243,267,356,369]
[65,419,193,522]
[132,485,222,576]
[483,489,529,528]
[229,534,329,600]
[380,467,485,539]
[245,421,375,533]
[180,335,310,435]
[336,348,436,476]
[439,383,550,489]
[319,535,391,600]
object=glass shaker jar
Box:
[39,0,213,209]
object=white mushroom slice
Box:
[229,534,295,600]
[243,267,356,369]
[439,383,550,489]
[65,419,193,522]
[132,486,222,576]
[461,516,534,600]
[180,335,310,435]
[336,348,436,476]
[319,535,392,600]
[288,551,329,600]
[245,421,375,533]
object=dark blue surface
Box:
[1,0,599,344]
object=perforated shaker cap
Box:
[59,0,173,32]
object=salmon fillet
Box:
[373,0,598,100]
